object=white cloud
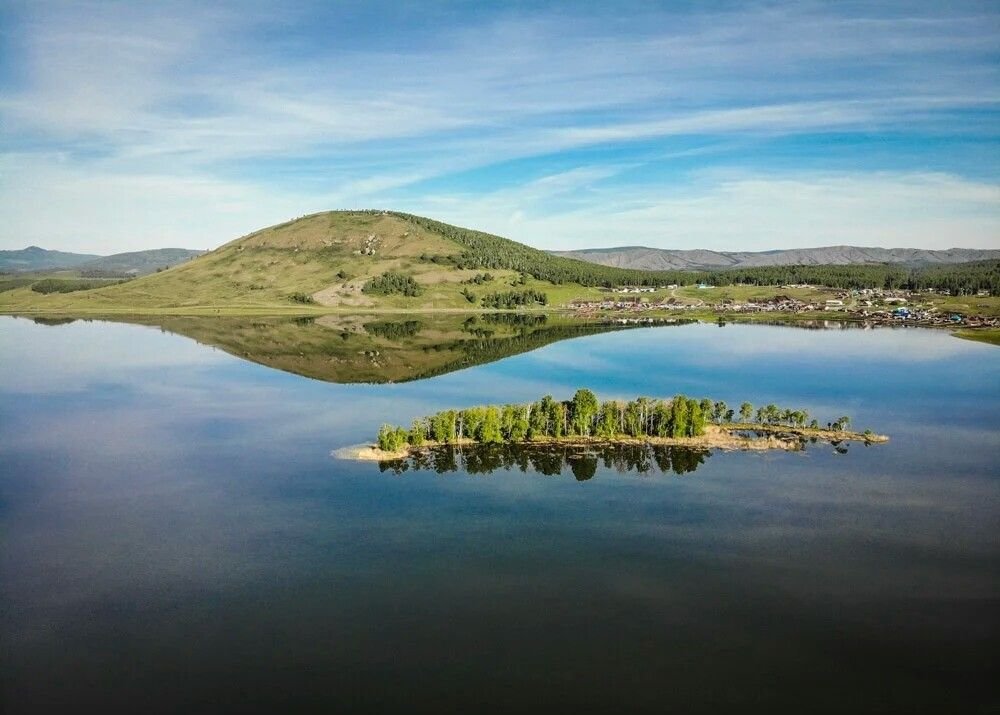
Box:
[0,154,314,252]
[412,170,1000,251]
[0,2,997,251]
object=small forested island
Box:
[346,389,888,461]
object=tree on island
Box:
[571,389,599,436]
[374,391,857,451]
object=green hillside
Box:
[0,211,623,313]
[0,210,996,315]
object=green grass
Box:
[672,284,841,304]
[928,295,1000,317]
[0,277,35,293]
[952,328,1000,346]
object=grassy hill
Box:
[0,211,614,313]
[0,210,996,315]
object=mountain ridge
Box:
[551,245,1000,271]
[1,246,204,274]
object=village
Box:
[568,285,999,329]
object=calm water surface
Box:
[1,316,998,713]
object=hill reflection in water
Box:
[36,312,693,384]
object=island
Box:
[341,389,887,462]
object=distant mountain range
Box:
[0,246,204,275]
[551,246,1000,271]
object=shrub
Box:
[362,272,423,297]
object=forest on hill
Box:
[390,212,998,295]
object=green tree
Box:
[377,424,407,452]
[570,389,599,436]
[500,404,518,439]
[669,396,690,438]
[550,400,566,438]
[408,419,425,446]
[529,397,551,438]
[739,402,753,423]
[431,410,456,443]
[480,406,503,443]
[653,400,672,437]
[624,400,643,436]
[595,401,619,439]
[510,407,530,442]
[689,399,707,436]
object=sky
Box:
[0,0,998,254]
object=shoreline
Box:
[3,308,995,345]
[336,424,889,462]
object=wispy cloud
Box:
[412,169,1000,251]
[0,1,997,251]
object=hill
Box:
[0,246,203,275]
[0,246,101,272]
[552,246,1000,271]
[78,248,204,276]
[0,210,996,314]
[0,211,623,312]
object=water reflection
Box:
[378,443,711,478]
[28,313,693,384]
[1,315,997,713]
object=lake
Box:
[1,315,998,713]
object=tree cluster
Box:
[377,390,851,450]
[462,272,494,285]
[480,289,548,309]
[361,271,423,297]
[381,390,713,448]
[31,278,127,294]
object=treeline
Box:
[714,260,1000,294]
[317,211,998,294]
[30,278,127,294]
[362,271,423,297]
[480,289,548,309]
[376,390,841,451]
[380,211,998,293]
[391,211,702,287]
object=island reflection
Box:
[377,443,712,479]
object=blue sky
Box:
[0,0,997,253]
